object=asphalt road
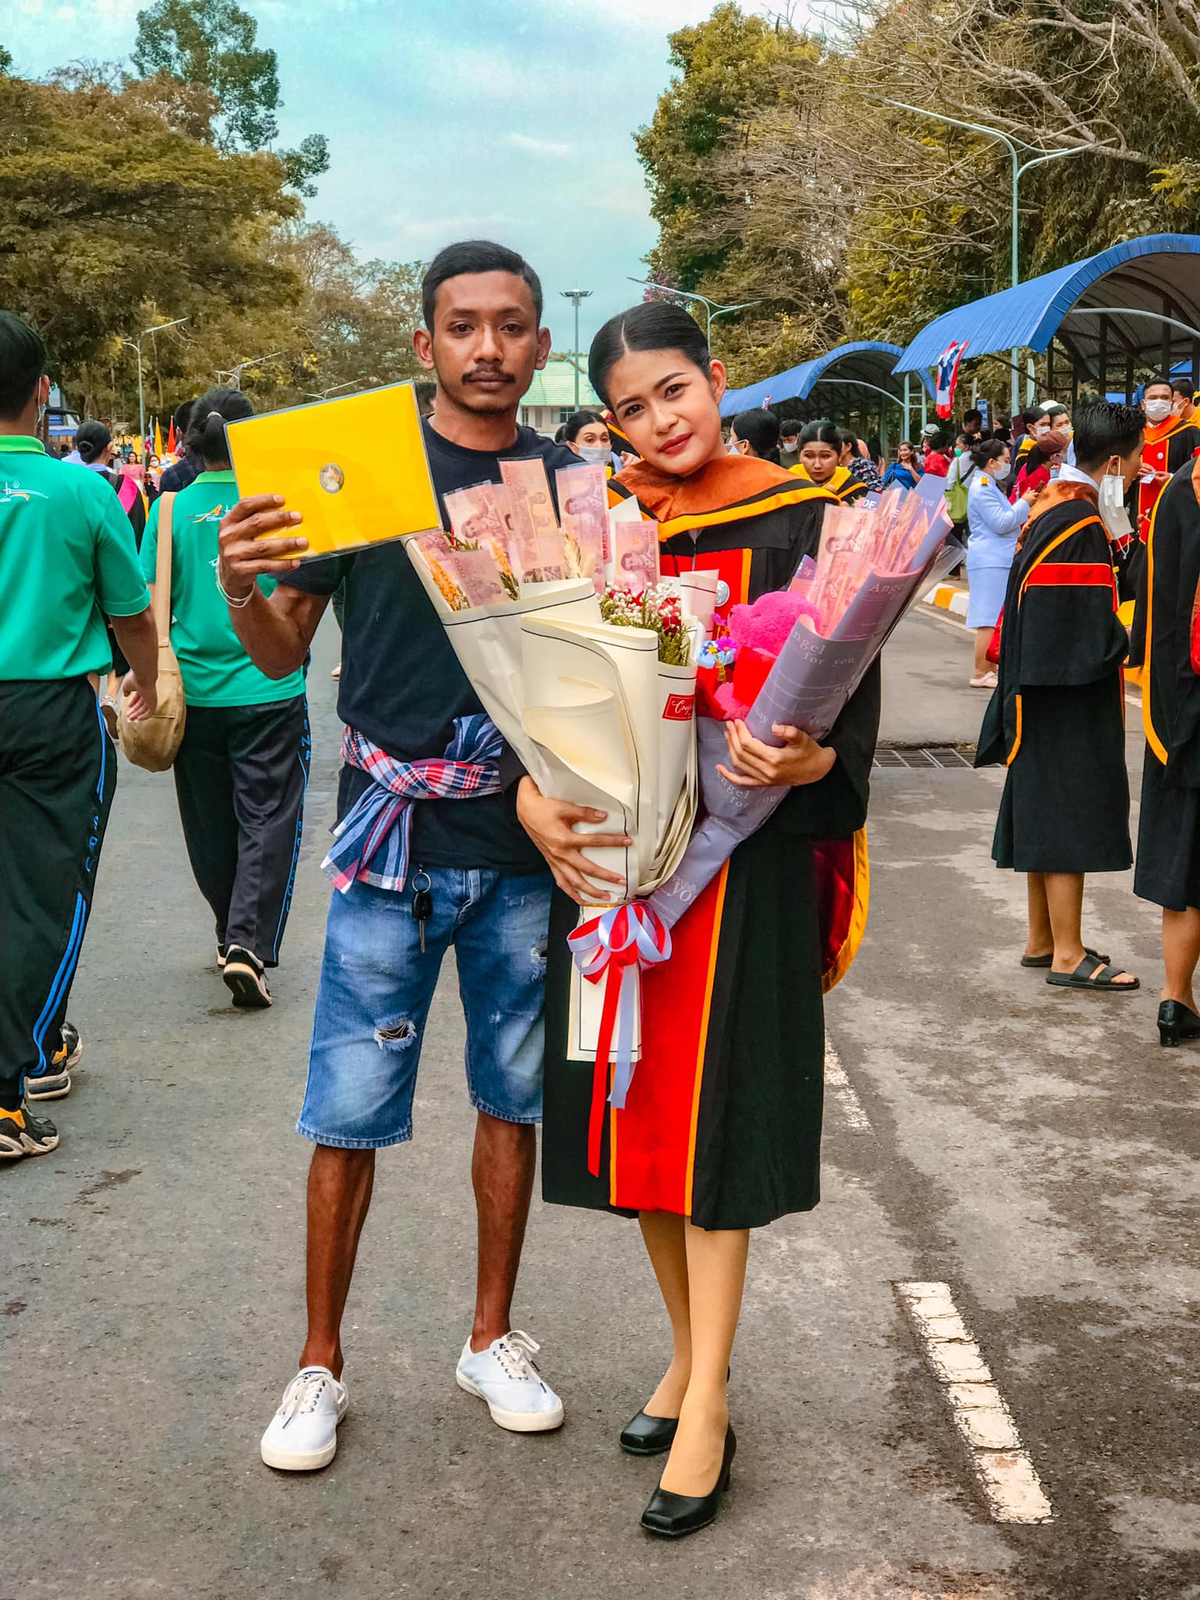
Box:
[3,607,1197,1600]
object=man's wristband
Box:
[216,566,255,609]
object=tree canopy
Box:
[636,0,1200,389]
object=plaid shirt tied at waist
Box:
[322,715,504,894]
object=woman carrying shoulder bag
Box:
[137,388,310,1009]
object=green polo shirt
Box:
[0,436,150,681]
[140,471,306,708]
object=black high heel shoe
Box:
[640,1426,736,1538]
[1158,1000,1200,1047]
[620,1409,679,1456]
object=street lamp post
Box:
[126,317,188,448]
[628,279,762,342]
[216,351,288,391]
[559,291,593,409]
[880,100,1115,415]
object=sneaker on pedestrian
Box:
[260,1366,348,1471]
[216,944,227,970]
[0,1102,60,1159]
[223,946,272,1009]
[26,1021,83,1101]
[456,1330,564,1433]
[969,670,998,689]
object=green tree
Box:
[0,67,301,410]
[0,46,12,76]
[131,0,328,190]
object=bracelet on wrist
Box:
[215,566,255,609]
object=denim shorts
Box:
[297,868,553,1149]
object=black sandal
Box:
[1046,953,1139,992]
[1021,945,1109,969]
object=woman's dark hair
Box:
[970,438,1008,471]
[588,303,711,409]
[76,419,112,465]
[184,386,254,465]
[799,420,841,449]
[730,407,780,463]
[421,239,543,329]
[563,409,608,443]
[1073,400,1147,470]
[0,310,47,418]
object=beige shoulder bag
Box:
[117,491,187,771]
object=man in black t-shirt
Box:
[217,240,630,1472]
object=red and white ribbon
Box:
[567,903,672,1176]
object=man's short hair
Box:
[963,408,983,426]
[1172,377,1196,399]
[1073,400,1146,469]
[0,310,46,418]
[779,417,802,437]
[1143,376,1174,396]
[421,240,543,330]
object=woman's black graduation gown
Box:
[1135,458,1200,910]
[541,456,879,1232]
[977,481,1132,874]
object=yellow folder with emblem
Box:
[225,381,441,559]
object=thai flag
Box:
[935,340,969,420]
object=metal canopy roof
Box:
[719,340,925,419]
[893,234,1200,374]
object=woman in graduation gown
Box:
[539,303,879,1536]
[789,418,868,504]
[1134,456,1200,1045]
[976,400,1142,992]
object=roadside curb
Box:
[922,583,969,620]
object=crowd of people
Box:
[4,237,1200,1542]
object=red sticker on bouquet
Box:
[662,693,694,722]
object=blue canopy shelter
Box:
[893,234,1200,414]
[720,340,933,445]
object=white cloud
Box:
[504,132,574,158]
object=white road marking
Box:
[895,1281,1054,1525]
[824,1035,872,1132]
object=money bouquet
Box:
[404,456,703,901]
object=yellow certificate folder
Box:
[226,382,441,559]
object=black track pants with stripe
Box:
[0,679,116,1109]
[171,696,310,968]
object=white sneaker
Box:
[260,1366,348,1470]
[455,1330,564,1433]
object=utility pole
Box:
[629,279,761,342]
[125,317,188,450]
[559,290,593,409]
[881,100,1114,415]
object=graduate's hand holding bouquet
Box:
[717,720,836,789]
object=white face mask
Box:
[576,444,610,466]
[1098,471,1133,538]
[727,438,741,455]
[781,439,798,454]
[1145,398,1172,424]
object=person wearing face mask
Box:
[1133,379,1200,546]
[1171,378,1197,426]
[563,408,616,469]
[779,417,802,461]
[728,407,780,464]
[977,400,1145,994]
[964,438,1040,687]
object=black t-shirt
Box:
[282,418,580,872]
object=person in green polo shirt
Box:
[139,387,309,1010]
[0,311,158,1161]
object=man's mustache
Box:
[463,369,517,384]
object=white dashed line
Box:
[896,1281,1054,1525]
[824,1035,872,1133]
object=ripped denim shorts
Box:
[297,869,553,1148]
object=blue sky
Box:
[5,0,723,352]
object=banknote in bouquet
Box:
[556,462,609,593]
[443,483,520,600]
[500,457,567,582]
